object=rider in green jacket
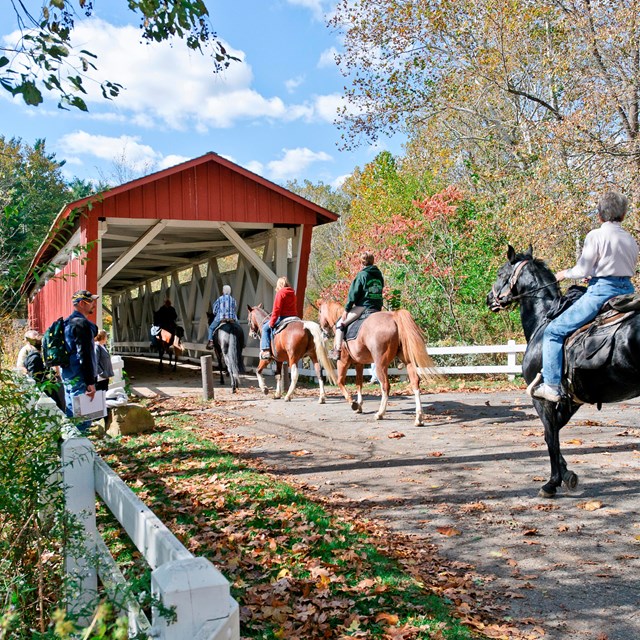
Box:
[329,251,384,359]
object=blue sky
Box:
[1,0,402,189]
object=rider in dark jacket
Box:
[330,251,384,358]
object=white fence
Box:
[35,381,239,639]
[293,340,526,378]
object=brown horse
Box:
[318,300,435,426]
[155,328,183,371]
[247,305,337,402]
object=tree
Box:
[331,0,640,267]
[1,0,237,110]
[0,137,70,314]
[285,179,351,306]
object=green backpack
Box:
[42,317,70,368]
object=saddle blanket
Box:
[345,308,380,342]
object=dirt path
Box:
[126,358,640,640]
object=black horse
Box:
[487,245,640,498]
[214,322,245,392]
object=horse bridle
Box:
[491,259,559,310]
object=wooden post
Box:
[201,355,214,400]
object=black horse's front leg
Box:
[534,398,579,498]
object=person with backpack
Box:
[21,333,67,412]
[60,289,99,431]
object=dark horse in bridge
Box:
[487,245,640,497]
[206,312,245,393]
[152,327,183,371]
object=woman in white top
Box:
[533,191,638,402]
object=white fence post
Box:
[507,339,516,381]
[61,437,98,624]
[151,557,238,640]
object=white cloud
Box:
[313,93,344,123]
[244,160,265,176]
[285,0,327,21]
[158,154,191,170]
[285,75,305,93]
[57,132,160,171]
[331,173,350,189]
[266,147,332,181]
[318,47,338,69]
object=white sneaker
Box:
[532,383,561,403]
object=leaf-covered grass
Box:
[96,398,533,640]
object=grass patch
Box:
[95,400,527,639]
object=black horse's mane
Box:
[511,252,560,298]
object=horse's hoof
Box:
[538,483,557,498]
[261,388,269,396]
[284,396,292,402]
[562,471,579,491]
[375,413,384,421]
[415,419,424,427]
[318,397,326,404]
[351,401,360,411]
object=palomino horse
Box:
[487,245,640,497]
[318,300,435,426]
[247,305,337,402]
[155,328,183,371]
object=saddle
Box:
[273,316,301,335]
[559,291,640,385]
[345,308,379,342]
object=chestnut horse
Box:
[155,328,183,371]
[318,300,435,426]
[247,305,336,402]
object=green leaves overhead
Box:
[3,0,238,110]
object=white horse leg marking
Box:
[256,370,268,395]
[376,389,389,420]
[413,388,424,426]
[314,362,326,404]
[274,374,282,399]
[284,363,299,402]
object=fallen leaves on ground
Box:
[577,500,603,511]
[97,395,544,640]
[388,431,405,439]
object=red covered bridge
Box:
[23,152,338,360]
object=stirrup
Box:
[260,350,272,361]
[205,340,214,350]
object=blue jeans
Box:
[207,321,219,341]
[542,276,634,386]
[260,318,274,350]
[61,370,91,433]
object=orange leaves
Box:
[577,500,603,511]
[436,526,462,536]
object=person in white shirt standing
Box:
[533,191,639,402]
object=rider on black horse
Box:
[206,285,240,349]
[153,298,183,346]
[533,191,638,403]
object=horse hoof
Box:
[375,413,384,421]
[538,484,557,498]
[351,401,360,411]
[284,396,292,402]
[318,397,326,404]
[562,471,579,491]
[415,419,424,427]
[261,388,269,396]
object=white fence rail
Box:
[35,388,239,640]
[293,340,527,378]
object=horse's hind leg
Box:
[283,362,299,402]
[406,363,424,426]
[312,360,326,404]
